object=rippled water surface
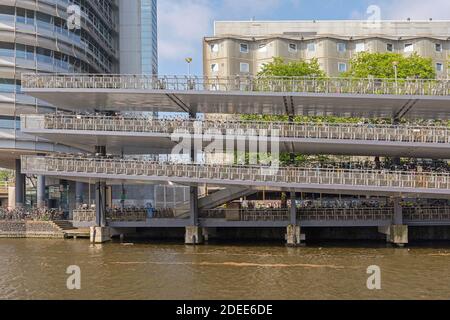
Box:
[0,239,449,299]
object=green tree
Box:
[258,57,326,78]
[343,52,436,79]
[0,169,13,182]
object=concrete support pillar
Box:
[390,225,408,246]
[286,224,301,247]
[189,186,199,226]
[15,159,25,208]
[8,187,15,210]
[378,225,408,247]
[37,175,46,209]
[185,226,203,245]
[75,182,84,208]
[290,191,297,225]
[95,182,107,227]
[106,186,112,209]
[90,226,112,243]
[393,198,403,225]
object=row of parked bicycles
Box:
[0,208,65,221]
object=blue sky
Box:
[157,0,450,75]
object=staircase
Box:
[52,220,77,232]
[52,220,90,239]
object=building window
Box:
[240,43,249,53]
[355,42,365,53]
[435,43,443,52]
[337,42,346,53]
[404,43,414,53]
[436,63,443,72]
[240,62,250,73]
[387,43,393,52]
[211,63,219,73]
[307,42,316,52]
[210,44,219,53]
[288,43,297,52]
[338,62,347,73]
[258,44,267,53]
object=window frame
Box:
[288,43,298,53]
[239,43,249,53]
[338,62,347,73]
[210,43,219,53]
[404,43,414,53]
[210,63,219,73]
[337,42,347,53]
[307,42,316,52]
[355,42,365,53]
[386,43,394,52]
[240,62,250,73]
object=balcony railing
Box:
[21,114,450,144]
[21,74,450,96]
[22,156,450,192]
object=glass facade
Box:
[140,0,158,75]
[0,0,119,166]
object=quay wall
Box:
[0,221,65,239]
[126,226,450,242]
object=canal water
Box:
[0,239,449,300]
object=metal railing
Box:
[21,114,450,144]
[73,209,96,222]
[403,206,450,221]
[201,208,290,221]
[21,74,450,96]
[106,208,147,222]
[298,207,394,221]
[201,206,450,222]
[22,155,450,192]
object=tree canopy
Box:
[258,57,326,78]
[0,169,13,182]
[342,52,436,79]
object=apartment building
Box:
[204,20,449,78]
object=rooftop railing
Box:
[22,156,450,192]
[21,114,450,144]
[21,74,450,96]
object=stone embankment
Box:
[0,221,65,238]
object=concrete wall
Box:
[0,221,64,238]
[124,226,450,242]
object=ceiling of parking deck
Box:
[23,130,450,158]
[22,172,450,200]
[24,89,450,120]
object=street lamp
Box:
[185,57,193,77]
[393,61,399,94]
